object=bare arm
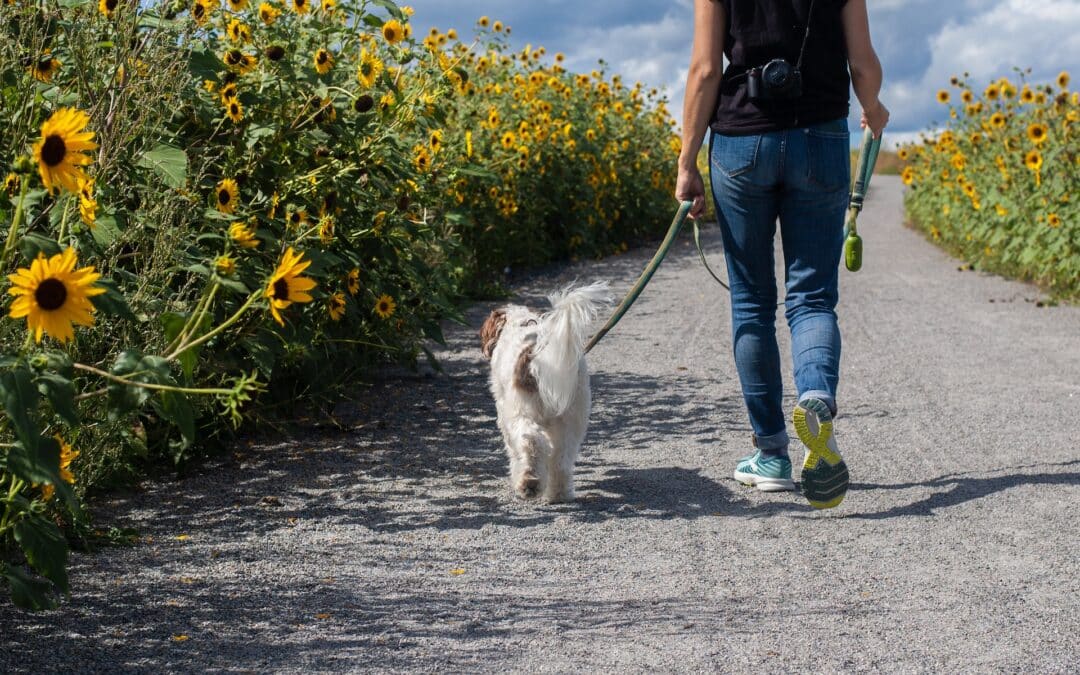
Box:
[676,0,725,218]
[841,0,889,137]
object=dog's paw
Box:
[543,489,575,504]
[514,472,540,500]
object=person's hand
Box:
[861,100,890,139]
[675,164,707,220]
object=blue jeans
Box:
[707,118,850,452]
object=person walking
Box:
[676,0,889,508]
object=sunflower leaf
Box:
[136,144,188,189]
[369,0,403,20]
[18,233,61,264]
[107,351,172,415]
[36,373,79,427]
[1,563,59,611]
[13,515,70,595]
[90,278,137,322]
[155,391,196,451]
[0,367,42,453]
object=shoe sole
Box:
[793,400,849,509]
[733,469,795,492]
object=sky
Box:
[403,0,1080,148]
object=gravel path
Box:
[3,177,1079,673]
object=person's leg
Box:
[779,118,851,508]
[707,130,788,454]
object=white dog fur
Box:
[480,282,611,502]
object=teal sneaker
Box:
[793,398,849,509]
[733,450,795,492]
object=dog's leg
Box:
[507,418,550,500]
[544,378,590,503]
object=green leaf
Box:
[90,213,122,247]
[421,321,446,346]
[136,144,188,188]
[19,233,61,264]
[156,391,196,450]
[107,351,173,415]
[369,0,403,19]
[90,278,137,321]
[361,14,385,28]
[1,367,41,452]
[13,516,70,594]
[188,48,220,82]
[1,563,59,611]
[3,439,60,487]
[36,374,78,426]
[161,312,210,379]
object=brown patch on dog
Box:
[513,345,538,392]
[479,309,506,359]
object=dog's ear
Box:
[479,309,506,359]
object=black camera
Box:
[747,59,803,101]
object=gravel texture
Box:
[2,176,1079,673]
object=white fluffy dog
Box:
[479,282,611,502]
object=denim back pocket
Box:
[712,133,761,178]
[805,119,850,192]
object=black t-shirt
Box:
[711,0,851,135]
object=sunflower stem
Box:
[72,362,237,397]
[166,283,219,355]
[0,179,30,270]
[56,197,72,246]
[165,290,261,363]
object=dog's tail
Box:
[532,281,611,417]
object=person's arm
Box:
[676,0,725,219]
[841,0,889,137]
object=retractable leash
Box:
[845,127,883,271]
[584,128,884,353]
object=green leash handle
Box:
[584,200,693,354]
[844,127,883,272]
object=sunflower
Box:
[379,91,396,113]
[356,48,383,88]
[4,173,20,196]
[219,82,239,104]
[1025,149,1043,172]
[413,145,432,173]
[280,208,305,231]
[327,292,346,321]
[40,435,79,501]
[1027,122,1048,145]
[321,0,335,11]
[1020,86,1035,104]
[215,178,240,213]
[7,248,106,343]
[983,84,1000,101]
[990,112,1006,129]
[78,177,97,228]
[214,254,237,276]
[226,98,244,123]
[345,267,360,295]
[98,0,119,18]
[382,19,404,44]
[229,220,260,248]
[227,19,252,44]
[223,49,258,74]
[318,216,335,244]
[33,108,98,195]
[374,293,396,319]
[290,0,309,14]
[30,56,62,84]
[492,20,503,32]
[465,130,473,158]
[353,94,374,113]
[1047,213,1062,228]
[1058,71,1070,90]
[191,0,213,26]
[478,15,489,27]
[901,166,915,186]
[265,248,317,326]
[314,48,334,75]
[429,129,443,152]
[227,0,248,10]
[259,2,280,24]
[500,131,516,149]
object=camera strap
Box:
[795,0,818,71]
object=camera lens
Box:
[764,60,792,88]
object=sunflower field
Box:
[900,71,1079,299]
[0,0,677,609]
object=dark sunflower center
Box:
[35,278,68,311]
[41,134,67,167]
[266,45,285,61]
[231,103,239,114]
[354,94,374,112]
[226,50,242,65]
[194,4,205,18]
[317,52,328,64]
[272,278,289,300]
[218,188,231,205]
[106,0,118,9]
[379,301,389,312]
[296,0,305,7]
